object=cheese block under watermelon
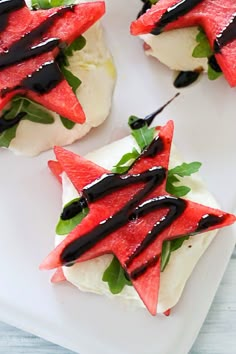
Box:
[41,121,236,315]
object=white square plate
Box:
[0,1,235,353]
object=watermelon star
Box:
[40,121,236,315]
[131,0,236,87]
[0,0,105,123]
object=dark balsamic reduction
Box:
[137,0,152,19]
[174,71,200,88]
[130,255,159,280]
[208,55,222,73]
[151,0,204,35]
[0,0,25,31]
[129,93,180,130]
[0,112,26,133]
[22,61,63,94]
[214,14,236,53]
[126,196,186,268]
[196,214,225,232]
[61,197,88,220]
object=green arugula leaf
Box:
[0,97,54,147]
[11,97,54,124]
[166,162,201,197]
[31,0,73,9]
[161,236,189,272]
[112,148,139,173]
[192,27,222,82]
[168,162,202,178]
[207,64,222,80]
[102,257,132,294]
[129,116,155,151]
[64,36,87,57]
[56,198,89,235]
[60,116,76,130]
[192,28,213,58]
[60,65,81,94]
[0,125,18,148]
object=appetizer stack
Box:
[1,0,235,317]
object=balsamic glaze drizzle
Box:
[214,14,236,53]
[130,255,159,280]
[22,61,63,94]
[61,198,88,220]
[196,214,225,232]
[151,0,203,35]
[0,112,26,133]
[0,0,25,32]
[126,196,186,268]
[174,71,200,88]
[129,93,180,130]
[137,0,152,19]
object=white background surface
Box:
[0,1,235,354]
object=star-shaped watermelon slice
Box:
[131,0,236,87]
[40,121,236,315]
[0,0,105,123]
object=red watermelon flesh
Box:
[51,267,66,283]
[48,160,63,183]
[0,1,105,122]
[41,121,236,315]
[131,0,236,87]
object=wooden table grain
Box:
[1,249,235,354]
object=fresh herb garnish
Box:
[161,236,189,271]
[129,117,155,151]
[192,27,222,81]
[56,198,89,235]
[166,162,202,197]
[31,0,73,10]
[102,257,132,294]
[0,96,54,148]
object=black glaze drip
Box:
[0,0,25,32]
[174,71,200,88]
[141,136,164,158]
[129,93,180,130]
[130,255,159,280]
[126,196,186,268]
[137,0,152,19]
[0,112,26,134]
[22,61,63,94]
[214,14,236,53]
[151,0,204,35]
[208,55,222,73]
[61,167,166,265]
[0,6,74,70]
[196,214,225,232]
[61,197,88,221]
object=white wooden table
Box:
[0,248,235,354]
